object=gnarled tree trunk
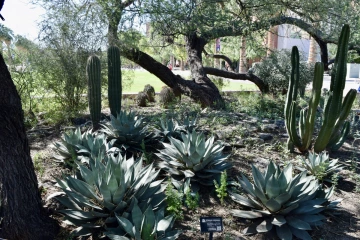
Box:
[0,53,58,239]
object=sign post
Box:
[200,217,223,240]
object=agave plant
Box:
[52,128,113,169]
[105,201,181,240]
[154,115,199,141]
[52,154,166,237]
[301,151,343,182]
[101,110,151,153]
[156,131,231,189]
[229,162,341,240]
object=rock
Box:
[258,133,273,141]
[261,124,278,132]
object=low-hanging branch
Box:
[203,49,234,72]
[203,67,269,93]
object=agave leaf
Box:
[264,161,277,183]
[256,219,273,233]
[99,180,112,204]
[266,175,281,199]
[64,190,102,210]
[161,229,183,239]
[67,178,99,200]
[228,191,262,209]
[55,196,81,210]
[115,215,136,238]
[142,206,156,235]
[252,165,266,191]
[286,216,312,230]
[231,209,263,219]
[272,215,287,226]
[71,226,93,237]
[274,192,292,206]
[131,202,143,231]
[182,169,195,178]
[59,209,109,220]
[289,226,312,240]
[296,214,326,223]
[157,215,174,232]
[242,219,263,235]
[114,201,128,213]
[238,175,256,197]
[265,198,282,212]
[278,203,299,215]
[276,224,292,240]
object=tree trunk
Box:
[0,54,58,239]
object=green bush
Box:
[251,49,314,95]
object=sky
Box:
[1,0,44,41]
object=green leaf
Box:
[289,226,312,240]
[252,164,266,191]
[265,198,282,212]
[272,215,286,226]
[59,209,108,220]
[266,175,280,199]
[157,215,174,232]
[115,215,135,237]
[256,219,273,233]
[276,224,293,240]
[132,202,143,231]
[286,216,312,230]
[231,209,263,219]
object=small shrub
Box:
[159,86,176,108]
[165,180,184,220]
[136,91,148,107]
[184,189,200,210]
[214,171,228,205]
[143,84,156,102]
[251,49,314,95]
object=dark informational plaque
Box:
[200,217,223,233]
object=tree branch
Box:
[203,49,234,71]
[203,67,269,93]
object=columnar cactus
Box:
[86,55,101,130]
[108,46,122,117]
[285,24,357,153]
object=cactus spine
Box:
[107,46,122,117]
[86,55,102,130]
[285,24,356,153]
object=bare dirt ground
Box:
[28,96,360,240]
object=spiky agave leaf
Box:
[52,153,166,236]
[229,161,341,240]
[156,131,231,188]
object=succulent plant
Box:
[101,110,151,153]
[156,131,231,189]
[108,46,122,117]
[285,25,357,153]
[136,91,148,107]
[143,84,156,102]
[159,86,176,108]
[229,161,341,240]
[300,151,343,182]
[105,202,181,240]
[52,154,166,237]
[154,115,198,141]
[52,128,113,169]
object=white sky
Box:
[1,0,44,41]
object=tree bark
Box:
[0,54,58,239]
[204,67,269,93]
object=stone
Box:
[258,133,273,141]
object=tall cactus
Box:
[107,46,122,117]
[285,24,357,153]
[86,55,102,130]
[313,25,356,152]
